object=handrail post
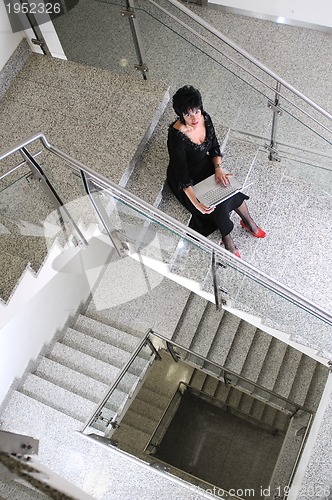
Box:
[122,0,148,79]
[20,147,88,247]
[80,171,129,258]
[267,81,282,161]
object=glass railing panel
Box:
[0,167,65,302]
[133,0,274,138]
[276,151,332,199]
[133,0,332,174]
[51,0,140,76]
[276,86,332,155]
[90,180,215,294]
[88,342,153,435]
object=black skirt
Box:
[167,158,249,237]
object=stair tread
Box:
[288,355,321,407]
[0,234,48,273]
[240,329,273,381]
[172,293,208,348]
[0,478,48,500]
[136,387,170,410]
[0,391,82,443]
[35,357,128,408]
[224,321,258,374]
[21,374,96,422]
[122,408,160,435]
[49,342,124,385]
[0,251,30,302]
[202,375,219,397]
[304,363,329,412]
[271,347,303,398]
[62,328,148,374]
[256,337,288,390]
[208,312,242,366]
[190,303,226,358]
[114,422,151,453]
[74,314,142,354]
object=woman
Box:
[167,85,265,257]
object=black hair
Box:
[172,85,204,124]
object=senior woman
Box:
[166,85,265,257]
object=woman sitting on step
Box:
[166,85,266,258]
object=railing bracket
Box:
[267,100,283,116]
[120,8,136,18]
[134,64,149,74]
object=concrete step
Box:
[304,363,330,412]
[172,293,208,348]
[35,357,108,402]
[62,328,148,375]
[207,311,242,366]
[224,321,258,374]
[189,370,207,392]
[136,387,170,410]
[0,391,82,451]
[256,337,288,391]
[0,251,29,302]
[201,375,219,397]
[113,422,151,455]
[48,342,139,391]
[240,329,273,383]
[271,346,303,399]
[226,386,243,408]
[190,303,226,359]
[288,355,323,408]
[214,381,231,403]
[0,235,48,273]
[0,479,48,499]
[35,357,128,411]
[74,314,142,354]
[20,374,96,422]
[127,397,164,423]
[122,408,159,436]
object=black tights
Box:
[221,202,259,254]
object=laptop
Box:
[192,173,244,208]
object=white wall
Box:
[0,1,24,71]
[0,234,114,406]
[210,0,332,29]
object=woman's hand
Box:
[195,202,215,214]
[215,167,232,186]
[178,123,193,133]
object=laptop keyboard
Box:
[203,183,238,206]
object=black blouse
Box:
[167,112,222,191]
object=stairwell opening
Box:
[95,336,329,500]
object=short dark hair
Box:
[172,85,204,123]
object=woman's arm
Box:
[183,185,215,214]
[213,157,232,186]
[206,114,232,186]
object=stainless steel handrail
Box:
[155,0,332,124]
[1,132,332,327]
[82,327,314,435]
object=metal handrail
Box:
[81,327,314,435]
[151,332,313,414]
[154,0,332,125]
[1,132,332,328]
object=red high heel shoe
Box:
[240,220,266,238]
[220,241,241,258]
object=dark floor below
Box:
[154,390,284,498]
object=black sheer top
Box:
[167,112,222,191]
